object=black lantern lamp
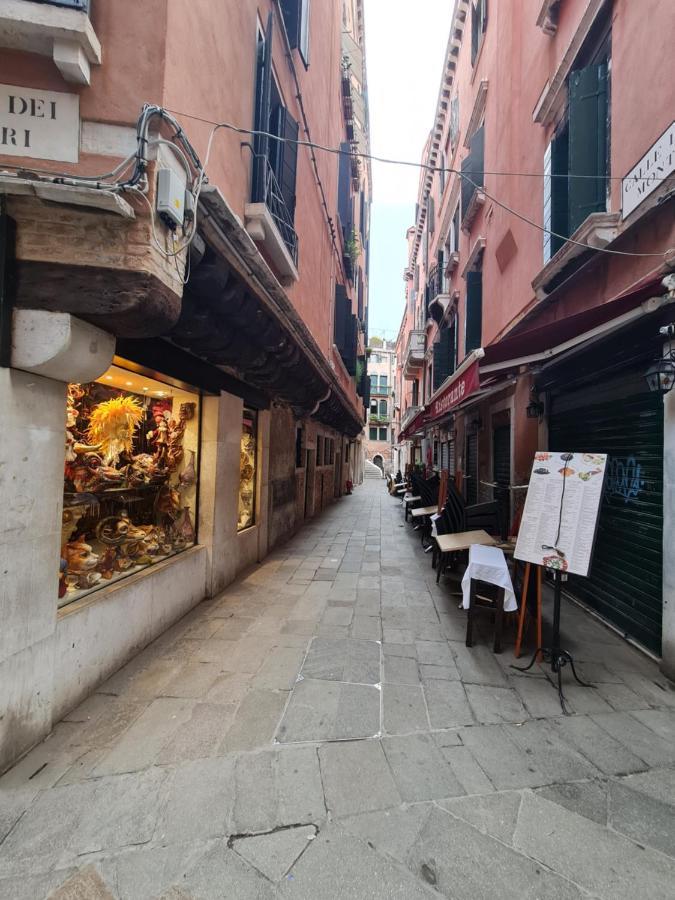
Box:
[645,353,675,396]
[526,386,545,419]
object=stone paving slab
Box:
[382,733,464,801]
[276,678,380,742]
[319,740,400,817]
[300,637,380,684]
[232,825,318,881]
[382,684,428,733]
[513,791,675,899]
[408,805,583,899]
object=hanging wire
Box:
[162,108,675,262]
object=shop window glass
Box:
[239,408,258,531]
[60,364,200,608]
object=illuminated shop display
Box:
[60,364,200,607]
[238,408,257,531]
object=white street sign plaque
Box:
[0,83,79,164]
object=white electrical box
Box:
[156,168,185,227]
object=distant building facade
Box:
[365,340,396,472]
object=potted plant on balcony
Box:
[344,228,361,277]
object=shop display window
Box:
[60,363,200,608]
[238,408,258,531]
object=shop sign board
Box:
[622,121,674,220]
[428,359,480,422]
[0,84,79,163]
[515,451,608,577]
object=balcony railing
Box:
[32,0,90,8]
[402,329,425,378]
[257,157,298,266]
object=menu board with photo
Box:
[514,451,608,577]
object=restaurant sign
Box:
[428,359,480,421]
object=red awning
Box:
[399,408,426,442]
[427,359,481,423]
[482,275,667,369]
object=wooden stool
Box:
[514,562,542,660]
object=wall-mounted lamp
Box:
[645,351,675,395]
[526,399,545,419]
[526,386,545,419]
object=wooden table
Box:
[435,529,497,584]
[410,505,438,518]
[404,496,421,521]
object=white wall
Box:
[0,375,272,773]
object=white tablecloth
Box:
[461,544,518,612]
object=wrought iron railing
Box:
[427,263,444,300]
[259,156,299,266]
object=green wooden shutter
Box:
[471,125,485,190]
[465,271,482,353]
[568,62,608,233]
[278,109,299,221]
[252,14,274,203]
[433,327,454,391]
[338,142,352,238]
[333,285,348,355]
[281,0,301,47]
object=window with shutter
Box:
[333,284,349,354]
[465,270,483,353]
[252,16,273,204]
[337,142,352,238]
[471,0,488,66]
[568,62,608,233]
[450,95,460,149]
[369,427,377,441]
[277,107,299,221]
[433,327,454,392]
[281,0,310,66]
[543,125,570,261]
[379,427,388,441]
[461,125,484,218]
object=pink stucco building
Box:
[0,0,371,771]
[396,0,674,669]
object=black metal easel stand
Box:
[512,569,591,714]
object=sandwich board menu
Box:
[514,451,608,577]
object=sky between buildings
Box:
[363,0,454,342]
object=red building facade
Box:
[396,0,674,668]
[0,0,371,771]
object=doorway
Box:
[304,448,315,518]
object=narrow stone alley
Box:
[2,479,675,899]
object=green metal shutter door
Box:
[549,376,663,654]
[493,424,511,532]
[466,433,478,505]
